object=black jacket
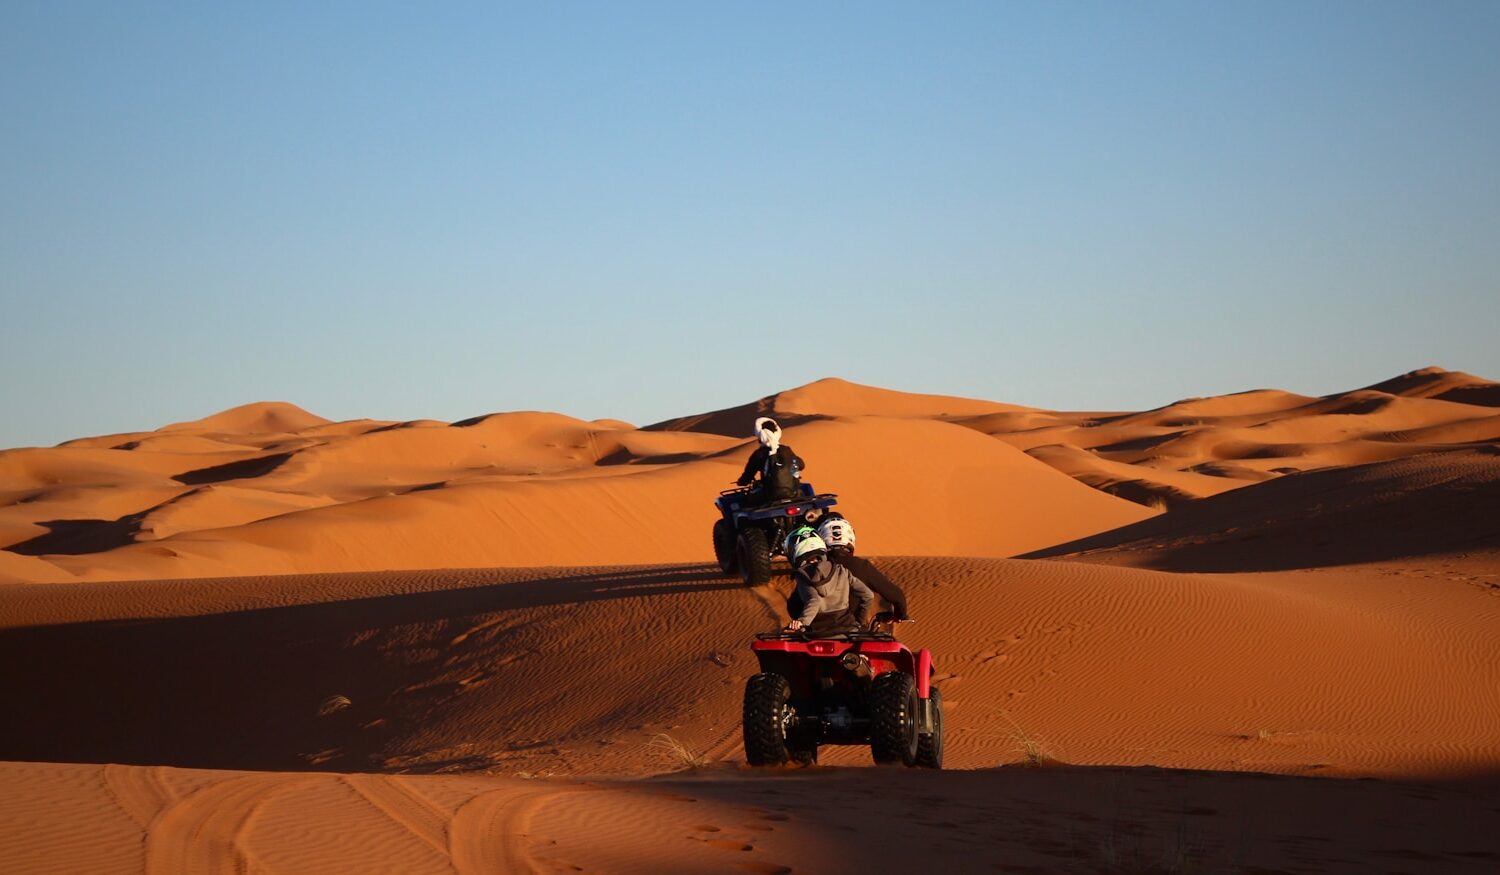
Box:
[737,445,804,487]
[830,552,908,620]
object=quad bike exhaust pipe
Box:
[839,651,873,680]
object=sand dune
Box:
[5,368,1494,583]
[3,369,1499,872]
[646,376,1025,436]
[1,393,1155,580]
[1024,443,1242,508]
[7,555,1498,779]
[2,552,1498,871]
[161,400,333,435]
[1032,445,1500,571]
[1364,365,1500,403]
[41,417,1149,581]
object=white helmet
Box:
[753,416,781,452]
[790,532,828,563]
[783,525,818,558]
[817,517,855,551]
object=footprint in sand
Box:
[707,839,753,851]
[735,865,792,875]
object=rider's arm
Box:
[854,557,908,621]
[736,447,766,486]
[794,583,822,628]
[848,577,875,625]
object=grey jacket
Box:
[793,560,875,628]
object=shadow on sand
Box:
[0,564,740,771]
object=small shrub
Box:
[649,733,709,770]
[999,710,1056,767]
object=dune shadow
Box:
[644,409,825,437]
[595,448,709,466]
[4,516,145,556]
[1027,448,1500,571]
[173,452,293,485]
[0,564,740,772]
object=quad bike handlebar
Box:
[755,628,897,643]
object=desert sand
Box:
[2,369,1499,873]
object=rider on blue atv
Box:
[737,417,805,507]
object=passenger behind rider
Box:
[783,533,874,633]
[816,514,910,622]
[736,417,804,507]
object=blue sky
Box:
[2,2,1497,448]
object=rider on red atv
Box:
[784,517,909,625]
[783,533,875,634]
[744,538,943,767]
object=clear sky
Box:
[3,2,1497,449]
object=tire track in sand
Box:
[699,582,786,764]
[449,783,592,874]
[342,774,450,857]
[103,764,179,830]
[144,774,317,875]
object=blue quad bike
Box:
[713,483,839,585]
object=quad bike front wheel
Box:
[916,686,943,769]
[869,671,920,766]
[736,527,772,586]
[743,673,816,766]
[712,519,738,575]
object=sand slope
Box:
[6,368,1496,583]
[4,557,1497,779]
[1032,446,1500,571]
[646,376,1028,436]
[2,760,1494,875]
[2,554,1498,872]
[0,386,1152,582]
[3,369,1500,873]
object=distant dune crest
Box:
[0,368,1496,583]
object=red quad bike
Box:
[742,622,943,768]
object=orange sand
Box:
[2,369,1498,873]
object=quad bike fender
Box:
[916,648,933,699]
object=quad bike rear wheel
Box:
[736,527,772,586]
[712,519,738,575]
[916,686,944,769]
[743,673,816,766]
[870,671,920,766]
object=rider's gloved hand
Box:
[783,620,803,632]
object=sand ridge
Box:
[4,368,1496,583]
[1,380,1158,582]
